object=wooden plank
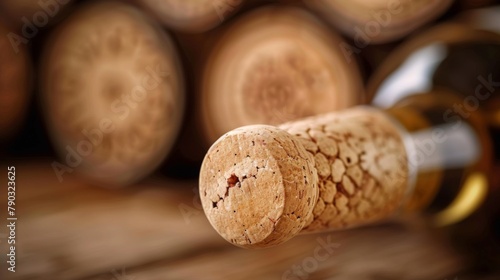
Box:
[0,162,487,280]
[95,225,465,280]
[0,162,225,280]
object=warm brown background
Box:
[0,0,499,279]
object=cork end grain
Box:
[41,2,184,186]
[199,125,319,248]
[201,6,363,144]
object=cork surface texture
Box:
[200,107,410,247]
[199,125,319,248]
[200,6,363,144]
[40,1,185,186]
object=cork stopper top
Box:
[199,125,319,248]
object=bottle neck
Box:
[385,90,492,226]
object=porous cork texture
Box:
[200,126,319,248]
[201,6,363,144]
[200,107,409,248]
[41,1,184,186]
[280,108,409,232]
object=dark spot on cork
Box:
[227,174,240,188]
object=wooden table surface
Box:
[0,161,497,280]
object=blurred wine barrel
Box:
[40,1,185,186]
[132,0,245,33]
[305,0,453,44]
[0,20,31,143]
[199,5,364,146]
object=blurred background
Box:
[0,0,499,279]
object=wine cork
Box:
[0,20,31,142]
[200,6,364,145]
[305,0,453,44]
[200,107,410,248]
[41,1,184,186]
[132,0,244,32]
